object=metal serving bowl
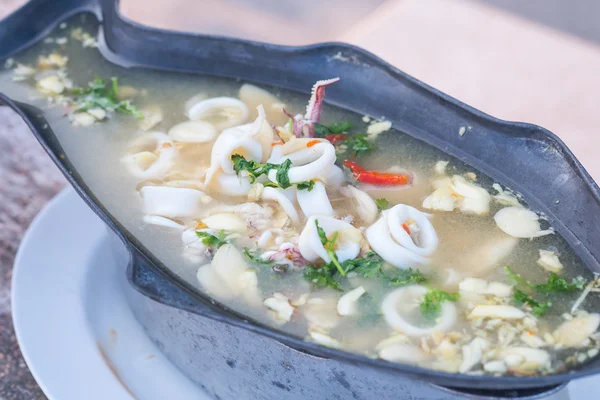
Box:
[2,0,600,398]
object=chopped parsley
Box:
[513,289,551,317]
[420,289,460,321]
[231,154,313,189]
[303,265,343,291]
[302,250,427,291]
[275,159,293,189]
[343,134,375,157]
[71,77,143,118]
[505,266,585,316]
[315,219,345,276]
[375,198,390,211]
[314,121,352,137]
[196,231,228,248]
[296,180,315,191]
[505,266,584,293]
[243,249,288,272]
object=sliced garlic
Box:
[459,278,512,298]
[139,105,163,131]
[469,305,525,320]
[434,161,449,175]
[459,337,488,373]
[494,207,554,238]
[379,343,428,364]
[337,286,366,316]
[367,120,392,136]
[202,212,247,233]
[309,330,341,349]
[264,293,295,324]
[37,75,64,94]
[537,250,563,273]
[553,313,600,347]
[499,348,551,370]
[142,215,185,230]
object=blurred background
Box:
[0,0,599,398]
[3,0,597,176]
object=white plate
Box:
[11,189,208,400]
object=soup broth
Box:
[2,14,600,377]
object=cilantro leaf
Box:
[231,154,308,190]
[71,77,143,119]
[296,180,315,191]
[420,289,460,320]
[342,251,426,286]
[196,231,228,248]
[314,219,345,276]
[513,289,551,317]
[313,121,352,137]
[535,272,584,293]
[505,266,584,293]
[303,265,343,291]
[328,121,352,133]
[243,249,288,272]
[344,134,375,157]
[387,269,427,286]
[275,159,292,189]
[313,123,331,138]
[375,198,389,211]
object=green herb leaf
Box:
[231,154,308,190]
[535,272,584,293]
[314,219,345,276]
[387,269,428,287]
[341,251,426,286]
[313,123,331,138]
[328,121,351,134]
[505,266,584,293]
[375,198,390,211]
[420,289,460,321]
[196,231,228,248]
[275,159,292,189]
[342,251,383,278]
[243,249,288,272]
[344,134,375,157]
[296,180,315,191]
[303,265,343,291]
[513,289,551,317]
[313,121,352,137]
[71,76,143,119]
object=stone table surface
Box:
[1,0,600,399]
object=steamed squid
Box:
[365,204,438,270]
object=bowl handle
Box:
[0,0,97,59]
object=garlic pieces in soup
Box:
[15,37,599,380]
[118,78,599,377]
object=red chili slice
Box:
[325,133,347,145]
[343,160,410,186]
